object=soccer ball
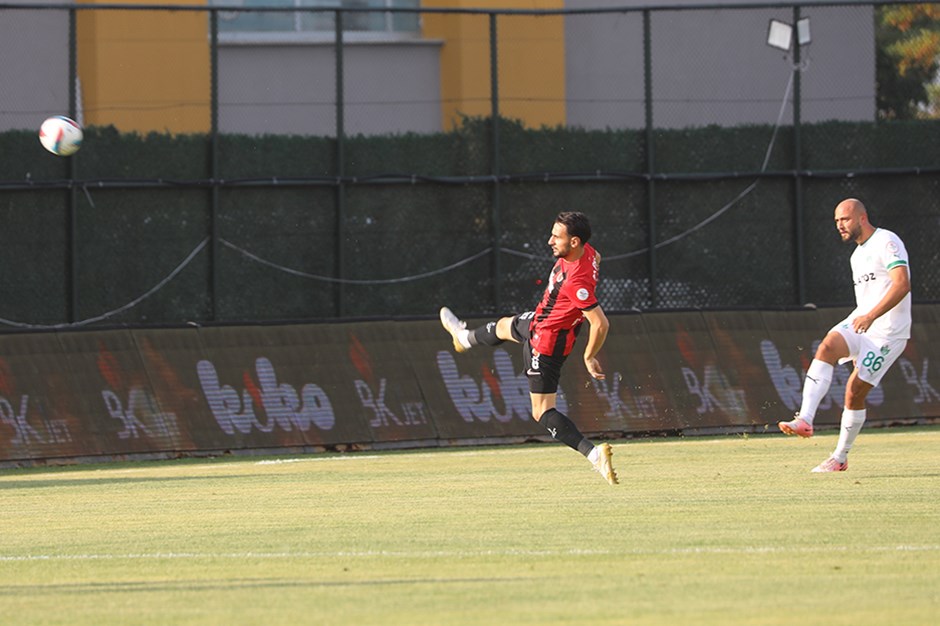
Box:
[39,115,83,156]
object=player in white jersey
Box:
[778,198,911,472]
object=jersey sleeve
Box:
[568,277,598,310]
[882,232,909,273]
[568,252,599,310]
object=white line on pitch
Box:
[2,545,937,562]
[255,455,381,465]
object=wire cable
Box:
[220,238,493,285]
[0,237,209,329]
[604,69,796,262]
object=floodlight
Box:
[797,18,811,46]
[767,19,793,51]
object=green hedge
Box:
[4,117,940,182]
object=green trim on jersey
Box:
[886,259,908,271]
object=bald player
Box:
[778,198,912,472]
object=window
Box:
[216,0,421,36]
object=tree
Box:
[876,3,940,119]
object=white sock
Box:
[587,446,600,464]
[832,408,866,463]
[798,359,834,426]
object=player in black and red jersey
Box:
[440,212,617,485]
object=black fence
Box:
[0,1,938,329]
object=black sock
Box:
[470,321,503,347]
[539,408,594,457]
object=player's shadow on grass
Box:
[0,576,537,595]
[0,474,263,490]
[858,472,940,480]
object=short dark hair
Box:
[556,211,592,243]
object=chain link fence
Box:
[0,1,938,329]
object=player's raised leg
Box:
[778,357,836,437]
[779,334,845,438]
[441,307,521,353]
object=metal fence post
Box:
[209,8,220,321]
[335,9,346,317]
[643,9,657,309]
[67,6,78,324]
[489,12,502,313]
[792,4,806,306]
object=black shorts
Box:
[510,311,567,395]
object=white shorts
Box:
[831,320,907,386]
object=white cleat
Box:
[592,442,619,485]
[439,306,470,353]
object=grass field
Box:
[1,427,938,625]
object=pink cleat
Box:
[811,456,848,473]
[778,415,814,438]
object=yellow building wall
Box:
[423,1,566,130]
[76,0,210,134]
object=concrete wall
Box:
[564,0,875,129]
[0,0,72,130]
[218,39,443,136]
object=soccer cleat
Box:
[778,415,814,438]
[439,306,469,353]
[592,442,619,485]
[811,456,848,473]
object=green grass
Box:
[0,427,938,625]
